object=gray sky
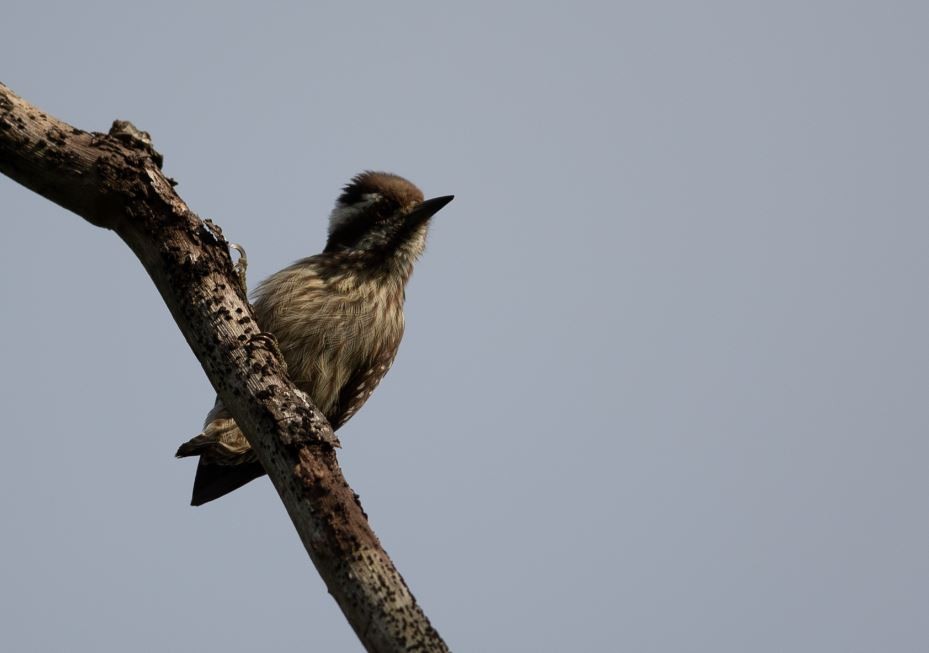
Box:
[1,2,927,651]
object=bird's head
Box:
[324,172,453,268]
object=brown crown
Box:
[338,171,424,209]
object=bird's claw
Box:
[229,242,248,295]
[249,331,288,375]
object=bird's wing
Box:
[328,347,400,430]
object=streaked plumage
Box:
[176,172,453,505]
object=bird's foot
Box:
[229,242,248,295]
[249,331,288,375]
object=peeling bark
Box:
[0,82,449,653]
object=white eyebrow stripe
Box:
[328,193,382,235]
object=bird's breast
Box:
[256,274,405,422]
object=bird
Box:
[176,171,453,505]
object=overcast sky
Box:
[1,2,927,652]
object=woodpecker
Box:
[176,171,453,505]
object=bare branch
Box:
[0,81,449,653]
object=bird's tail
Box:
[176,422,264,506]
[187,459,266,506]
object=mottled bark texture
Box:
[0,82,449,653]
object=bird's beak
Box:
[406,195,454,228]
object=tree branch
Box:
[0,81,449,653]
